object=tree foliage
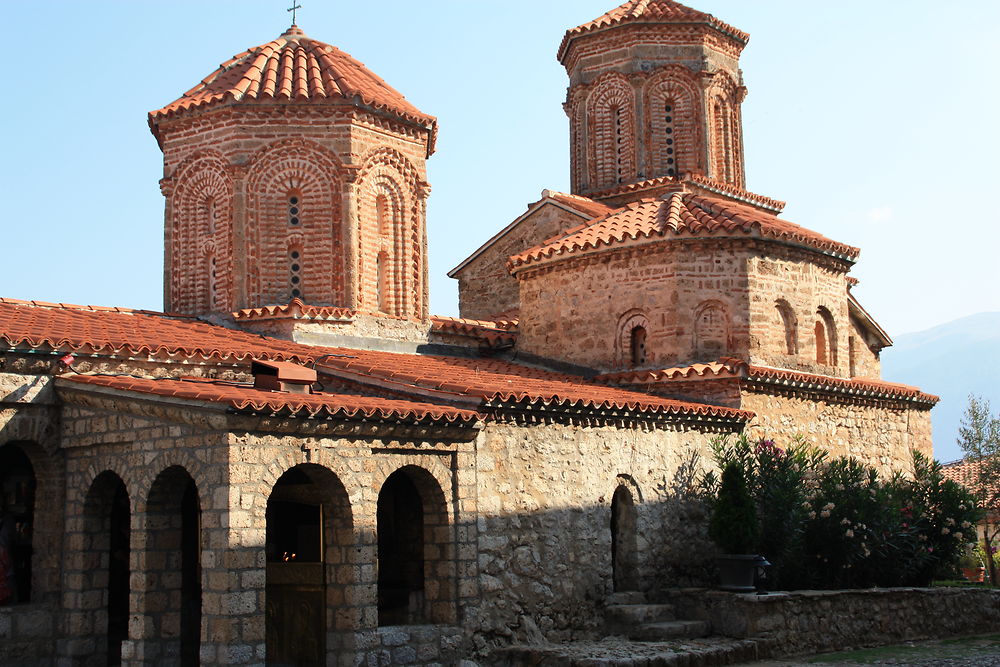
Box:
[957,394,1000,583]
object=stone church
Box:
[0,1,936,664]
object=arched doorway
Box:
[82,471,131,665]
[145,466,201,666]
[0,443,36,606]
[265,464,353,667]
[611,485,639,592]
[377,466,454,626]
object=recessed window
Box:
[289,250,302,300]
[288,194,301,226]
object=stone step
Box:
[630,620,711,642]
[606,591,647,606]
[491,637,767,666]
[604,604,676,632]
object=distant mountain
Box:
[880,312,1000,465]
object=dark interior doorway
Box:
[0,444,36,606]
[266,466,325,667]
[377,470,424,626]
[611,485,639,592]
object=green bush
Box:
[708,461,759,554]
[704,436,982,590]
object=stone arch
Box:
[616,310,651,369]
[610,478,640,593]
[643,65,704,178]
[66,470,131,665]
[265,463,355,666]
[775,299,799,355]
[694,300,730,361]
[246,138,344,306]
[587,72,637,189]
[142,465,202,665]
[815,306,837,366]
[375,463,455,626]
[355,148,425,318]
[169,152,234,313]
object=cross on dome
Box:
[287,3,302,26]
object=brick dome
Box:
[149,25,435,141]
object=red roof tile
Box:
[0,298,313,363]
[149,25,435,138]
[545,190,615,219]
[599,358,938,406]
[430,316,518,348]
[60,374,478,425]
[316,349,751,421]
[559,0,749,63]
[233,299,355,322]
[509,192,859,270]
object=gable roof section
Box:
[315,349,750,422]
[848,292,893,349]
[509,192,860,272]
[149,25,435,143]
[448,190,612,278]
[558,0,749,63]
[59,374,479,425]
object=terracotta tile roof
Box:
[558,0,749,63]
[0,298,745,423]
[60,374,478,425]
[430,316,518,348]
[0,297,314,363]
[316,349,751,421]
[509,192,859,271]
[545,190,615,219]
[599,358,938,406]
[233,299,355,323]
[149,25,435,139]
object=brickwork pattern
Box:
[455,203,595,320]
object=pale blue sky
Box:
[1,0,998,340]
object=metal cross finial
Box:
[287,3,302,25]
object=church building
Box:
[0,2,936,665]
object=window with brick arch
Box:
[815,307,837,366]
[289,249,303,300]
[589,78,636,190]
[287,191,302,227]
[630,326,647,367]
[663,101,677,178]
[775,300,798,355]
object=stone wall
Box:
[516,241,754,371]
[746,249,856,378]
[470,421,721,654]
[740,388,933,473]
[673,587,1000,658]
[455,201,593,321]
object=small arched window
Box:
[815,307,837,366]
[204,197,217,235]
[208,255,219,310]
[287,192,301,227]
[775,300,798,355]
[289,249,302,300]
[630,326,647,368]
